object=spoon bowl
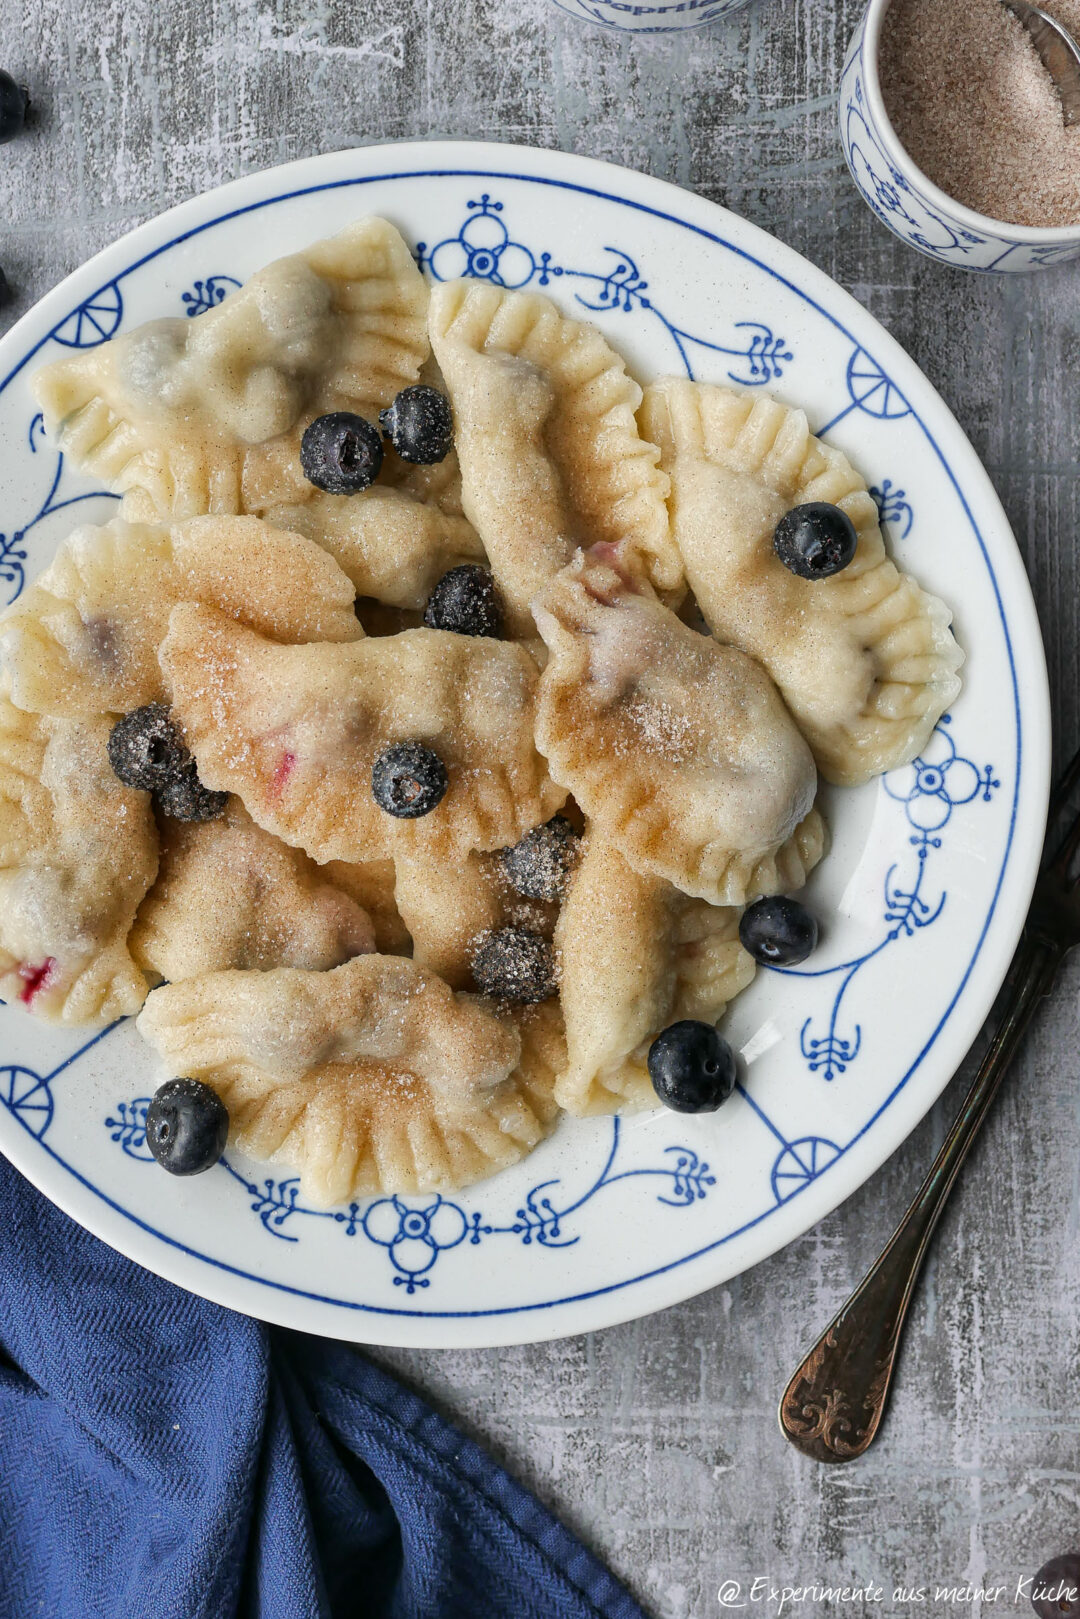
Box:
[1002,0,1080,125]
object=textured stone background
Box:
[2,0,1079,1614]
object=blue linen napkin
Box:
[0,1154,647,1619]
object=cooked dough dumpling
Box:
[160,605,565,865]
[319,857,411,956]
[0,696,157,1024]
[640,380,964,786]
[533,546,818,905]
[131,800,375,982]
[0,515,362,718]
[555,835,756,1116]
[137,955,557,1203]
[394,850,558,990]
[34,218,429,520]
[511,999,567,1129]
[429,279,680,637]
[264,488,485,611]
[394,853,502,990]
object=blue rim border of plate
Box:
[0,164,1022,1320]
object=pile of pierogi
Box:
[0,217,963,1204]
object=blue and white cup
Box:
[841,0,1080,271]
[551,0,758,32]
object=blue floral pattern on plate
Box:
[418,194,794,386]
[0,152,1036,1342]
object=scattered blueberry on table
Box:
[0,71,29,145]
[773,502,858,580]
[144,1077,229,1176]
[739,895,819,966]
[424,564,504,638]
[371,740,449,818]
[648,1020,737,1113]
[1031,1554,1080,1619]
[0,72,28,307]
[380,384,454,464]
[300,411,383,493]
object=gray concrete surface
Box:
[2,0,1079,1613]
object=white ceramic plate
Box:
[0,142,1049,1347]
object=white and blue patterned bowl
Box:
[550,0,759,31]
[841,0,1080,271]
[0,142,1050,1346]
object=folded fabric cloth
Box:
[0,1155,646,1619]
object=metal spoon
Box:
[1003,0,1080,125]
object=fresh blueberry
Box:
[739,895,819,966]
[156,765,228,823]
[424,565,503,638]
[0,73,29,145]
[773,502,858,580]
[647,1020,736,1113]
[144,1078,229,1176]
[499,815,581,902]
[379,385,454,465]
[107,703,190,792]
[371,741,448,818]
[1031,1555,1080,1619]
[300,412,383,494]
[472,926,557,1004]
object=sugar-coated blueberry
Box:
[0,73,29,144]
[156,765,228,823]
[647,1021,737,1113]
[738,895,819,966]
[300,412,383,494]
[107,704,190,792]
[773,502,858,580]
[499,815,581,902]
[472,926,557,1004]
[145,1078,229,1175]
[379,385,454,465]
[423,565,503,638]
[371,741,448,819]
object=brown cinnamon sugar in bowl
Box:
[879,0,1080,227]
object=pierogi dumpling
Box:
[160,605,565,865]
[11,215,966,1197]
[263,488,485,611]
[262,348,488,611]
[554,834,757,1116]
[0,695,158,1024]
[533,546,818,906]
[318,857,412,957]
[34,218,429,520]
[429,279,680,637]
[640,379,963,786]
[137,954,558,1203]
[131,800,376,982]
[0,515,362,718]
[393,849,558,991]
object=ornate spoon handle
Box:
[779,935,1061,1463]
